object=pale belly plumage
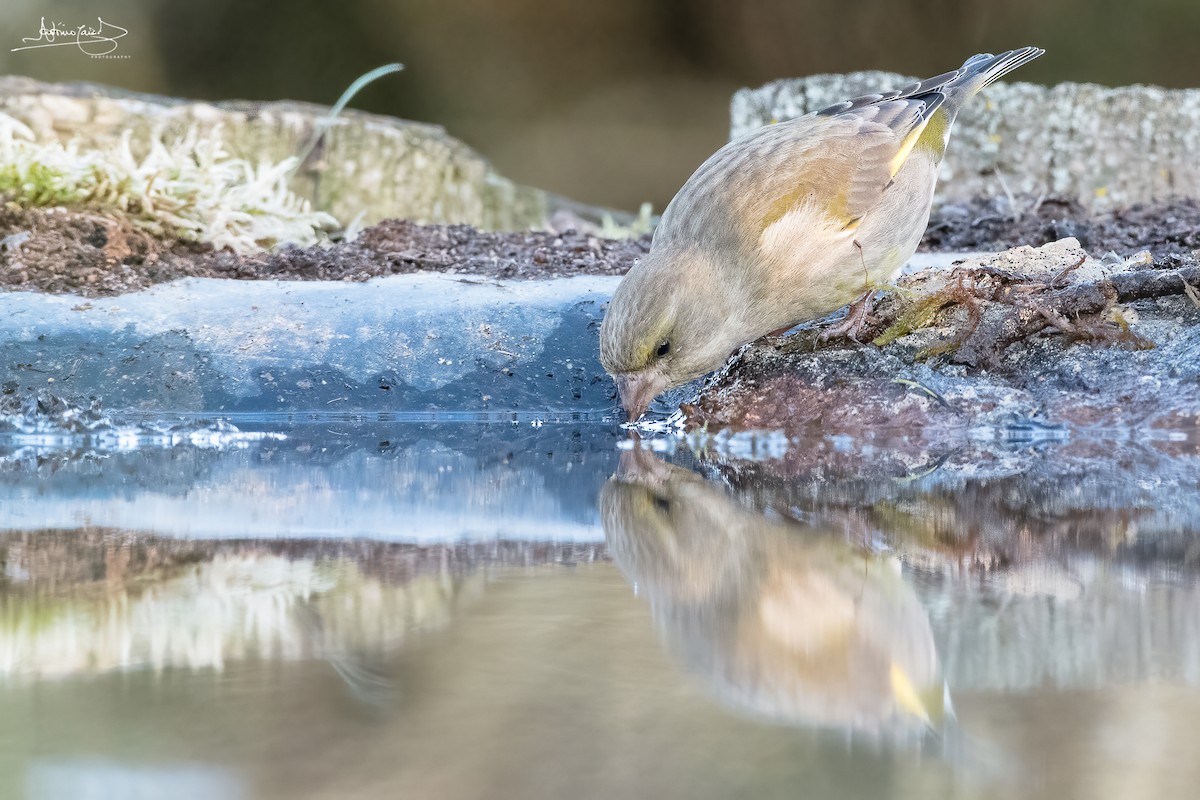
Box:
[744,147,940,335]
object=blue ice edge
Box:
[0,264,632,542]
[0,273,625,415]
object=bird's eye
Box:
[656,340,671,358]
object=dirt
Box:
[1,196,1198,296]
[921,196,1200,257]
[0,204,651,296]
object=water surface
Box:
[1,419,1198,799]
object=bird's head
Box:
[600,249,741,421]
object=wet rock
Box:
[732,74,1200,210]
[0,208,653,416]
[687,239,1200,435]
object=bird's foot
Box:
[820,291,877,343]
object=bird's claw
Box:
[820,291,876,343]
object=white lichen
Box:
[0,112,338,253]
[600,200,655,239]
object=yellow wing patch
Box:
[757,184,857,233]
[889,108,952,176]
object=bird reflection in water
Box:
[601,446,949,738]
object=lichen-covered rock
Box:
[732,74,1200,210]
[0,76,548,231]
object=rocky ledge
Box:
[3,200,1200,421]
[686,238,1200,436]
[3,72,1200,429]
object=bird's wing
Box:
[773,86,954,232]
[656,98,942,253]
[750,47,1045,234]
[811,47,1044,190]
[656,47,1044,254]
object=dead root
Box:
[854,256,1196,368]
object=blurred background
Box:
[5,0,1200,212]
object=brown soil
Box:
[2,196,1197,297]
[0,204,650,296]
[921,196,1200,256]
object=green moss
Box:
[872,289,957,347]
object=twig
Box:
[1028,191,1048,216]
[1050,255,1088,288]
[992,167,1019,220]
[1183,280,1200,309]
[1033,302,1076,333]
[892,378,952,409]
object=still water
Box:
[1,419,1198,799]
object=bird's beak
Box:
[615,371,667,423]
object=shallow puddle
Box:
[1,419,1198,799]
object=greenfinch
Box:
[600,47,1044,421]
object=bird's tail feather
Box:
[949,46,1044,105]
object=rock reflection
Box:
[695,432,1200,690]
[0,532,599,681]
[601,447,946,736]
